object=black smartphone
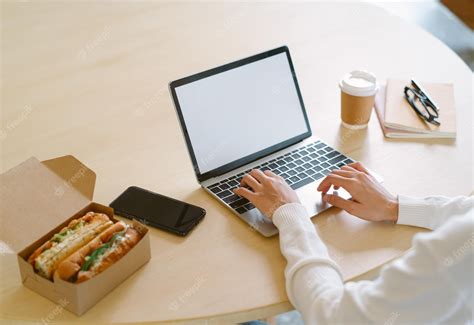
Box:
[110,186,206,236]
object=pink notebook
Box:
[374,84,456,139]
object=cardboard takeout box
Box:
[0,155,151,315]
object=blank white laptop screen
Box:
[174,52,309,174]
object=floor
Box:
[246,1,472,324]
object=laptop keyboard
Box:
[206,140,354,215]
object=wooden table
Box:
[1,2,472,324]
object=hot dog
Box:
[28,212,113,279]
[56,221,141,283]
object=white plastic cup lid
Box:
[339,70,378,97]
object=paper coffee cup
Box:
[339,70,378,129]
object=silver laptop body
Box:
[169,46,361,237]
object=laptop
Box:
[169,46,357,237]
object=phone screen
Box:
[110,186,205,236]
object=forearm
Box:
[272,203,340,270]
[398,195,474,230]
[274,204,383,323]
[273,203,346,322]
[273,201,471,324]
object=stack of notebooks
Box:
[375,79,456,138]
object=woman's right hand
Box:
[317,162,399,223]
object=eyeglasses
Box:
[404,79,440,126]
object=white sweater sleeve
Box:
[273,197,474,324]
[397,195,474,229]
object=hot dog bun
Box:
[55,221,142,283]
[56,221,127,281]
[28,212,113,279]
[76,227,141,283]
[27,212,102,265]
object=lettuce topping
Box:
[81,230,126,272]
[51,220,85,243]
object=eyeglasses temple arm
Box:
[411,79,440,111]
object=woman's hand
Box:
[233,169,300,218]
[317,162,399,222]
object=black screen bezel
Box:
[169,46,312,182]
